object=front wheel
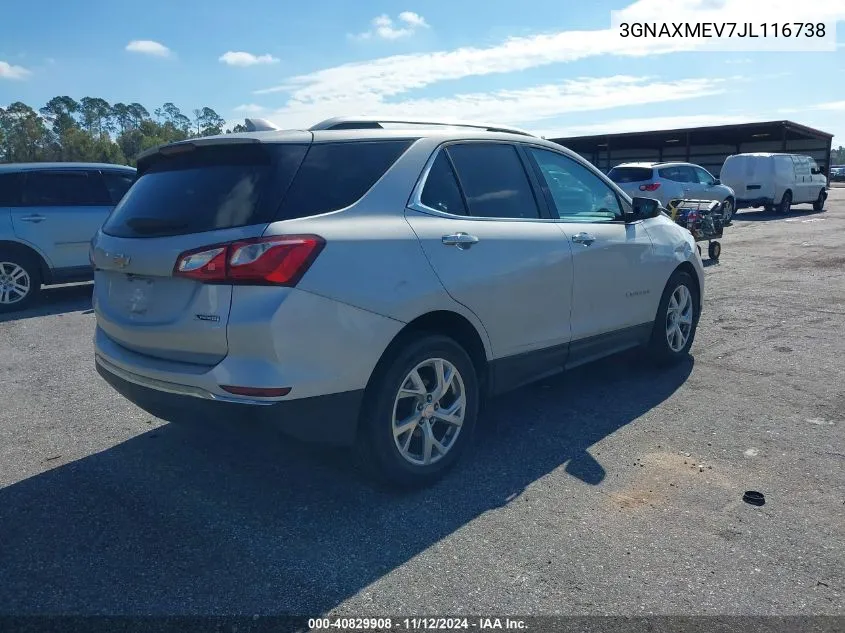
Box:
[646,271,699,366]
[813,189,827,212]
[358,334,480,489]
[778,190,792,213]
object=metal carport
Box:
[551,121,834,179]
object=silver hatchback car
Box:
[92,117,704,487]
[608,162,737,223]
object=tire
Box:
[0,252,41,313]
[778,190,792,213]
[708,241,721,261]
[721,199,734,224]
[358,334,480,489]
[646,270,699,366]
[813,189,827,212]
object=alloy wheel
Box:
[665,284,694,352]
[0,262,31,306]
[392,358,466,466]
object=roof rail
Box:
[308,116,536,137]
[244,118,281,132]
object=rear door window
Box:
[102,171,136,205]
[420,151,467,215]
[277,140,414,220]
[445,143,540,219]
[22,171,112,207]
[658,166,683,182]
[0,173,23,206]
[608,167,653,183]
[102,143,308,238]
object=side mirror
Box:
[629,196,660,221]
[713,178,721,185]
[811,168,821,175]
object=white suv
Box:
[92,117,705,488]
[608,162,737,223]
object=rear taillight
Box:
[639,183,661,192]
[173,235,325,286]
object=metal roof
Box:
[552,120,833,152]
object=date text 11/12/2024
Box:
[308,617,529,630]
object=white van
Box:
[720,153,827,213]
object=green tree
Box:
[194,106,226,136]
[0,102,51,162]
[127,103,150,128]
[79,97,114,137]
[40,96,80,138]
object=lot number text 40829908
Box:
[307,617,529,630]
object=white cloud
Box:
[0,60,31,79]
[398,12,429,28]
[219,51,280,67]
[263,76,726,131]
[352,12,430,41]
[125,40,171,57]
[813,100,845,111]
[233,103,267,114]
[251,0,845,133]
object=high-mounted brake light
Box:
[173,235,325,286]
[639,183,661,191]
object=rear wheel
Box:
[646,271,699,366]
[0,254,41,313]
[358,334,479,489]
[778,190,792,213]
[813,189,827,212]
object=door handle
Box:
[19,214,46,223]
[571,232,596,246]
[442,232,479,250]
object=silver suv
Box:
[608,162,737,222]
[0,162,136,312]
[92,117,705,487]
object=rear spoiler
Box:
[135,118,290,172]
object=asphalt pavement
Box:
[0,190,843,617]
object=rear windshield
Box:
[102,143,308,238]
[607,167,653,183]
[101,139,413,238]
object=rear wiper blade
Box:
[125,217,189,234]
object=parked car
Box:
[830,166,845,182]
[0,162,136,312]
[719,153,827,213]
[607,162,737,223]
[91,117,704,488]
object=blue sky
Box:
[2,0,845,144]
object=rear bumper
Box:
[96,356,364,445]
